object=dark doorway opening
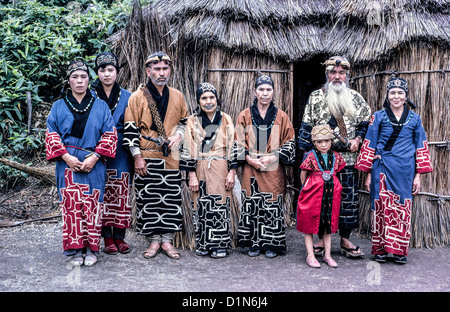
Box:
[290,54,327,207]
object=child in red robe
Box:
[296,124,346,268]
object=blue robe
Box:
[355,108,433,255]
[46,97,117,254]
[92,88,133,229]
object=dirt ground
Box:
[0,179,448,309]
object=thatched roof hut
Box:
[110,0,450,249]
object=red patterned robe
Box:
[46,97,117,255]
[296,151,346,234]
[355,109,432,256]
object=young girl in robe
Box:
[296,124,346,268]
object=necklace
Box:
[251,107,277,130]
[65,93,94,113]
[312,149,335,181]
[95,89,121,112]
[194,112,222,145]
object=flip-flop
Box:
[341,245,365,258]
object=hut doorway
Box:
[290,55,327,200]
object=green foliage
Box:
[0,0,134,158]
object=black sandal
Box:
[341,245,365,258]
[393,254,407,264]
[373,254,387,263]
[313,246,324,256]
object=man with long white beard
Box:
[298,56,371,258]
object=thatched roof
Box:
[142,0,450,63]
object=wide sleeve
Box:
[413,115,433,174]
[95,102,118,158]
[274,112,296,166]
[179,116,197,171]
[122,92,142,151]
[299,152,315,171]
[355,113,379,173]
[230,111,248,167]
[297,94,315,152]
[224,114,239,170]
[45,102,68,161]
[175,93,189,139]
[334,151,346,173]
[354,93,372,140]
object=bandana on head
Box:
[196,82,218,103]
[94,52,119,73]
[145,51,173,66]
[255,74,274,89]
[383,77,416,108]
[67,60,88,77]
[323,56,351,73]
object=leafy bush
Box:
[0,0,136,158]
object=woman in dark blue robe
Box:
[45,60,117,266]
[91,52,133,255]
[355,77,433,264]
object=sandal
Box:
[373,254,387,263]
[393,254,407,265]
[341,245,365,258]
[161,243,181,260]
[115,239,130,254]
[84,254,97,267]
[196,249,209,256]
[313,246,324,257]
[210,249,227,259]
[143,243,160,259]
[103,237,118,255]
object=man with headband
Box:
[298,56,371,259]
[233,74,296,258]
[91,52,133,256]
[123,51,188,260]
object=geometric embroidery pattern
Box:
[193,180,232,251]
[134,159,183,235]
[60,169,103,252]
[355,139,375,172]
[415,141,433,173]
[237,177,286,252]
[372,173,412,256]
[45,130,67,160]
[103,170,132,228]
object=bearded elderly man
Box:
[123,51,188,260]
[298,56,371,258]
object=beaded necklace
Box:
[251,107,277,130]
[65,92,94,113]
[194,112,222,145]
[94,88,121,113]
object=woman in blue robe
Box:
[355,77,433,264]
[45,60,117,266]
[91,52,133,255]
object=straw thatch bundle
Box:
[110,0,450,249]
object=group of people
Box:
[45,51,432,268]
